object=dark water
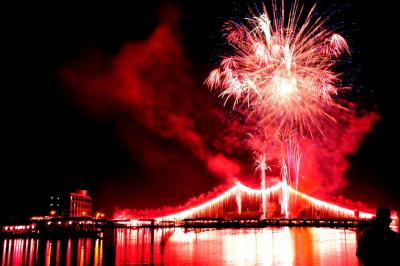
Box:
[1,227,362,265]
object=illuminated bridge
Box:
[118,182,399,228]
[154,182,374,223]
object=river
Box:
[1,227,362,265]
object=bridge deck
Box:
[129,218,372,229]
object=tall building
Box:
[49,189,93,217]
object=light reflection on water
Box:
[1,227,361,265]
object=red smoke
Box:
[299,111,380,198]
[114,183,232,219]
[60,7,247,214]
[60,7,379,217]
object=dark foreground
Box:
[1,227,363,266]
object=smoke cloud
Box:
[60,6,379,216]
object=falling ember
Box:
[236,191,242,215]
[205,0,350,137]
[281,177,290,218]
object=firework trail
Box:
[281,154,290,218]
[255,154,271,218]
[284,137,302,190]
[206,0,350,217]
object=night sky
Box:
[2,0,399,221]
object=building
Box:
[49,189,93,218]
[49,193,69,217]
[69,189,92,217]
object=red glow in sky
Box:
[60,4,379,215]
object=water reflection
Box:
[0,237,104,266]
[1,227,361,265]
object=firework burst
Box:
[206,0,350,137]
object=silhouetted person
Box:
[356,206,400,265]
